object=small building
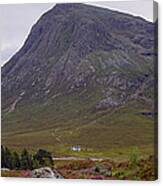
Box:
[71,146,81,152]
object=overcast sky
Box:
[0,1,155,66]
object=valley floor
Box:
[1,155,157,180]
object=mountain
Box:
[1,3,157,156]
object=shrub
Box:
[129,147,139,168]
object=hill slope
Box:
[2,3,157,157]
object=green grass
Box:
[2,94,155,159]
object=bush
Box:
[129,147,139,168]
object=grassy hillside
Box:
[2,95,154,159]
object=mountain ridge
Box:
[2,3,156,111]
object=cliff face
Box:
[2,3,156,112]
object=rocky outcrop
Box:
[31,167,63,178]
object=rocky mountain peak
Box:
[2,3,156,112]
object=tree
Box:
[5,147,14,169]
[12,151,21,169]
[20,149,33,170]
[1,145,6,168]
[1,146,54,170]
[34,149,53,167]
[32,158,40,169]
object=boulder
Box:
[32,167,55,178]
[1,168,10,172]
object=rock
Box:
[96,97,120,109]
[1,168,10,171]
[93,165,112,177]
[32,167,59,178]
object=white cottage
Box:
[71,146,81,152]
